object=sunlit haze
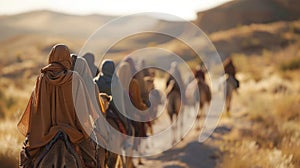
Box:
[0,0,230,20]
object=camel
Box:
[223,57,239,116]
[20,130,105,168]
[166,79,184,144]
[185,78,211,130]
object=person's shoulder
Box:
[70,70,82,81]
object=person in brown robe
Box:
[223,57,239,88]
[117,60,148,166]
[223,57,236,77]
[17,44,99,160]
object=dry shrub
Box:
[0,120,23,168]
[246,93,273,123]
[274,95,300,122]
[220,140,294,168]
[226,93,300,167]
[219,75,300,167]
[281,58,300,71]
[0,153,18,168]
[232,54,264,82]
[281,134,300,167]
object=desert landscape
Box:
[0,0,300,167]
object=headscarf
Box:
[17,44,97,155]
[224,57,236,77]
[47,44,72,70]
[117,62,132,91]
[73,57,102,117]
[100,59,115,77]
[94,60,116,95]
[82,53,99,77]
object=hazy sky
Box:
[0,0,230,20]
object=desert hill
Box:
[194,0,300,33]
[1,0,300,79]
[209,20,300,58]
[0,10,115,40]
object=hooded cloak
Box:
[94,59,116,95]
[17,44,98,155]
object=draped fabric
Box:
[74,57,101,119]
[117,61,147,138]
[17,44,98,156]
[74,57,109,145]
[117,62,147,112]
[124,57,147,103]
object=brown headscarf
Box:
[17,44,98,155]
[48,44,72,70]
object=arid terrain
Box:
[0,0,300,167]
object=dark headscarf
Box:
[82,52,99,77]
[94,60,116,95]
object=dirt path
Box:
[136,85,249,168]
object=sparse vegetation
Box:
[280,58,300,71]
[218,38,300,167]
[219,91,300,168]
[0,120,23,168]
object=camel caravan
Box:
[17,44,239,168]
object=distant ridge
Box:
[194,0,300,33]
[0,10,117,40]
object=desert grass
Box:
[218,43,300,167]
[219,91,300,167]
[0,119,23,168]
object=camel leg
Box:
[169,113,178,145]
[197,102,204,131]
[226,94,232,117]
[171,114,177,144]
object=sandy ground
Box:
[133,82,247,168]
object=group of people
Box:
[17,43,239,168]
[17,44,159,168]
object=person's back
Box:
[94,59,131,135]
[17,44,98,167]
[224,57,236,77]
[224,57,239,88]
[94,60,115,95]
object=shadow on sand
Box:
[146,140,219,168]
